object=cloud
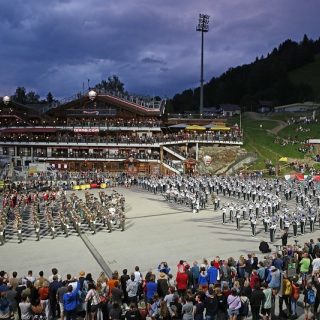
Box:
[0,0,319,99]
[141,56,166,65]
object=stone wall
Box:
[197,146,248,174]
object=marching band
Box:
[0,188,126,245]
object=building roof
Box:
[218,104,240,111]
[274,102,320,110]
[47,94,162,117]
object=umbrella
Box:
[210,126,231,131]
[185,125,206,131]
[279,157,288,162]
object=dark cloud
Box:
[0,0,319,99]
[141,57,166,65]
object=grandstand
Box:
[0,91,243,175]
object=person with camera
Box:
[63,279,80,320]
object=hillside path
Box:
[245,112,288,134]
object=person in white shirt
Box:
[312,253,320,274]
[48,268,62,283]
[23,270,35,285]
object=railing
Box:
[58,89,164,111]
[162,146,186,161]
[47,153,161,160]
[162,160,182,175]
[0,133,243,144]
[0,121,162,128]
[167,113,226,119]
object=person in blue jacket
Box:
[207,262,219,285]
[63,281,80,320]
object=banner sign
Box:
[73,128,99,133]
[83,110,100,115]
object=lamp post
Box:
[196,14,210,118]
[88,90,97,101]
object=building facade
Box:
[0,91,243,175]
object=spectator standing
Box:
[190,262,200,290]
[146,275,157,304]
[126,274,139,304]
[5,284,18,320]
[250,283,264,320]
[56,282,68,320]
[63,281,80,320]
[181,295,193,320]
[157,273,169,299]
[120,269,130,304]
[227,288,241,320]
[19,295,32,320]
[176,271,188,297]
[204,287,218,320]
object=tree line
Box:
[167,35,320,113]
[10,75,126,106]
[11,87,56,105]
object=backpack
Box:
[239,299,249,316]
[307,289,315,305]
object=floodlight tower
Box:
[196,14,209,118]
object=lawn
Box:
[277,123,320,141]
[226,114,319,171]
[231,115,307,167]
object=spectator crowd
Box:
[2,239,320,320]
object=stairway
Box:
[162,146,186,161]
[162,161,182,175]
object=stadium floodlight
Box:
[3,96,11,105]
[196,14,210,118]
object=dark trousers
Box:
[279,295,291,315]
[314,295,319,316]
[65,308,77,320]
[251,306,260,320]
[50,298,59,318]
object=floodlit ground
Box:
[0,185,308,277]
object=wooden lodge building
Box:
[0,91,243,175]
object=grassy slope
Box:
[289,54,320,101]
[228,114,318,170]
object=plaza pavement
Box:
[1,185,317,319]
[1,185,316,277]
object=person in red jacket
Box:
[175,271,188,297]
[212,256,221,270]
[249,270,260,289]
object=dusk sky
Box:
[0,0,319,100]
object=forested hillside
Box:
[167,35,320,113]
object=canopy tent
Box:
[204,123,215,129]
[210,126,231,131]
[279,157,288,162]
[294,173,305,181]
[313,175,320,182]
[284,173,307,181]
[168,123,187,129]
[185,125,206,131]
